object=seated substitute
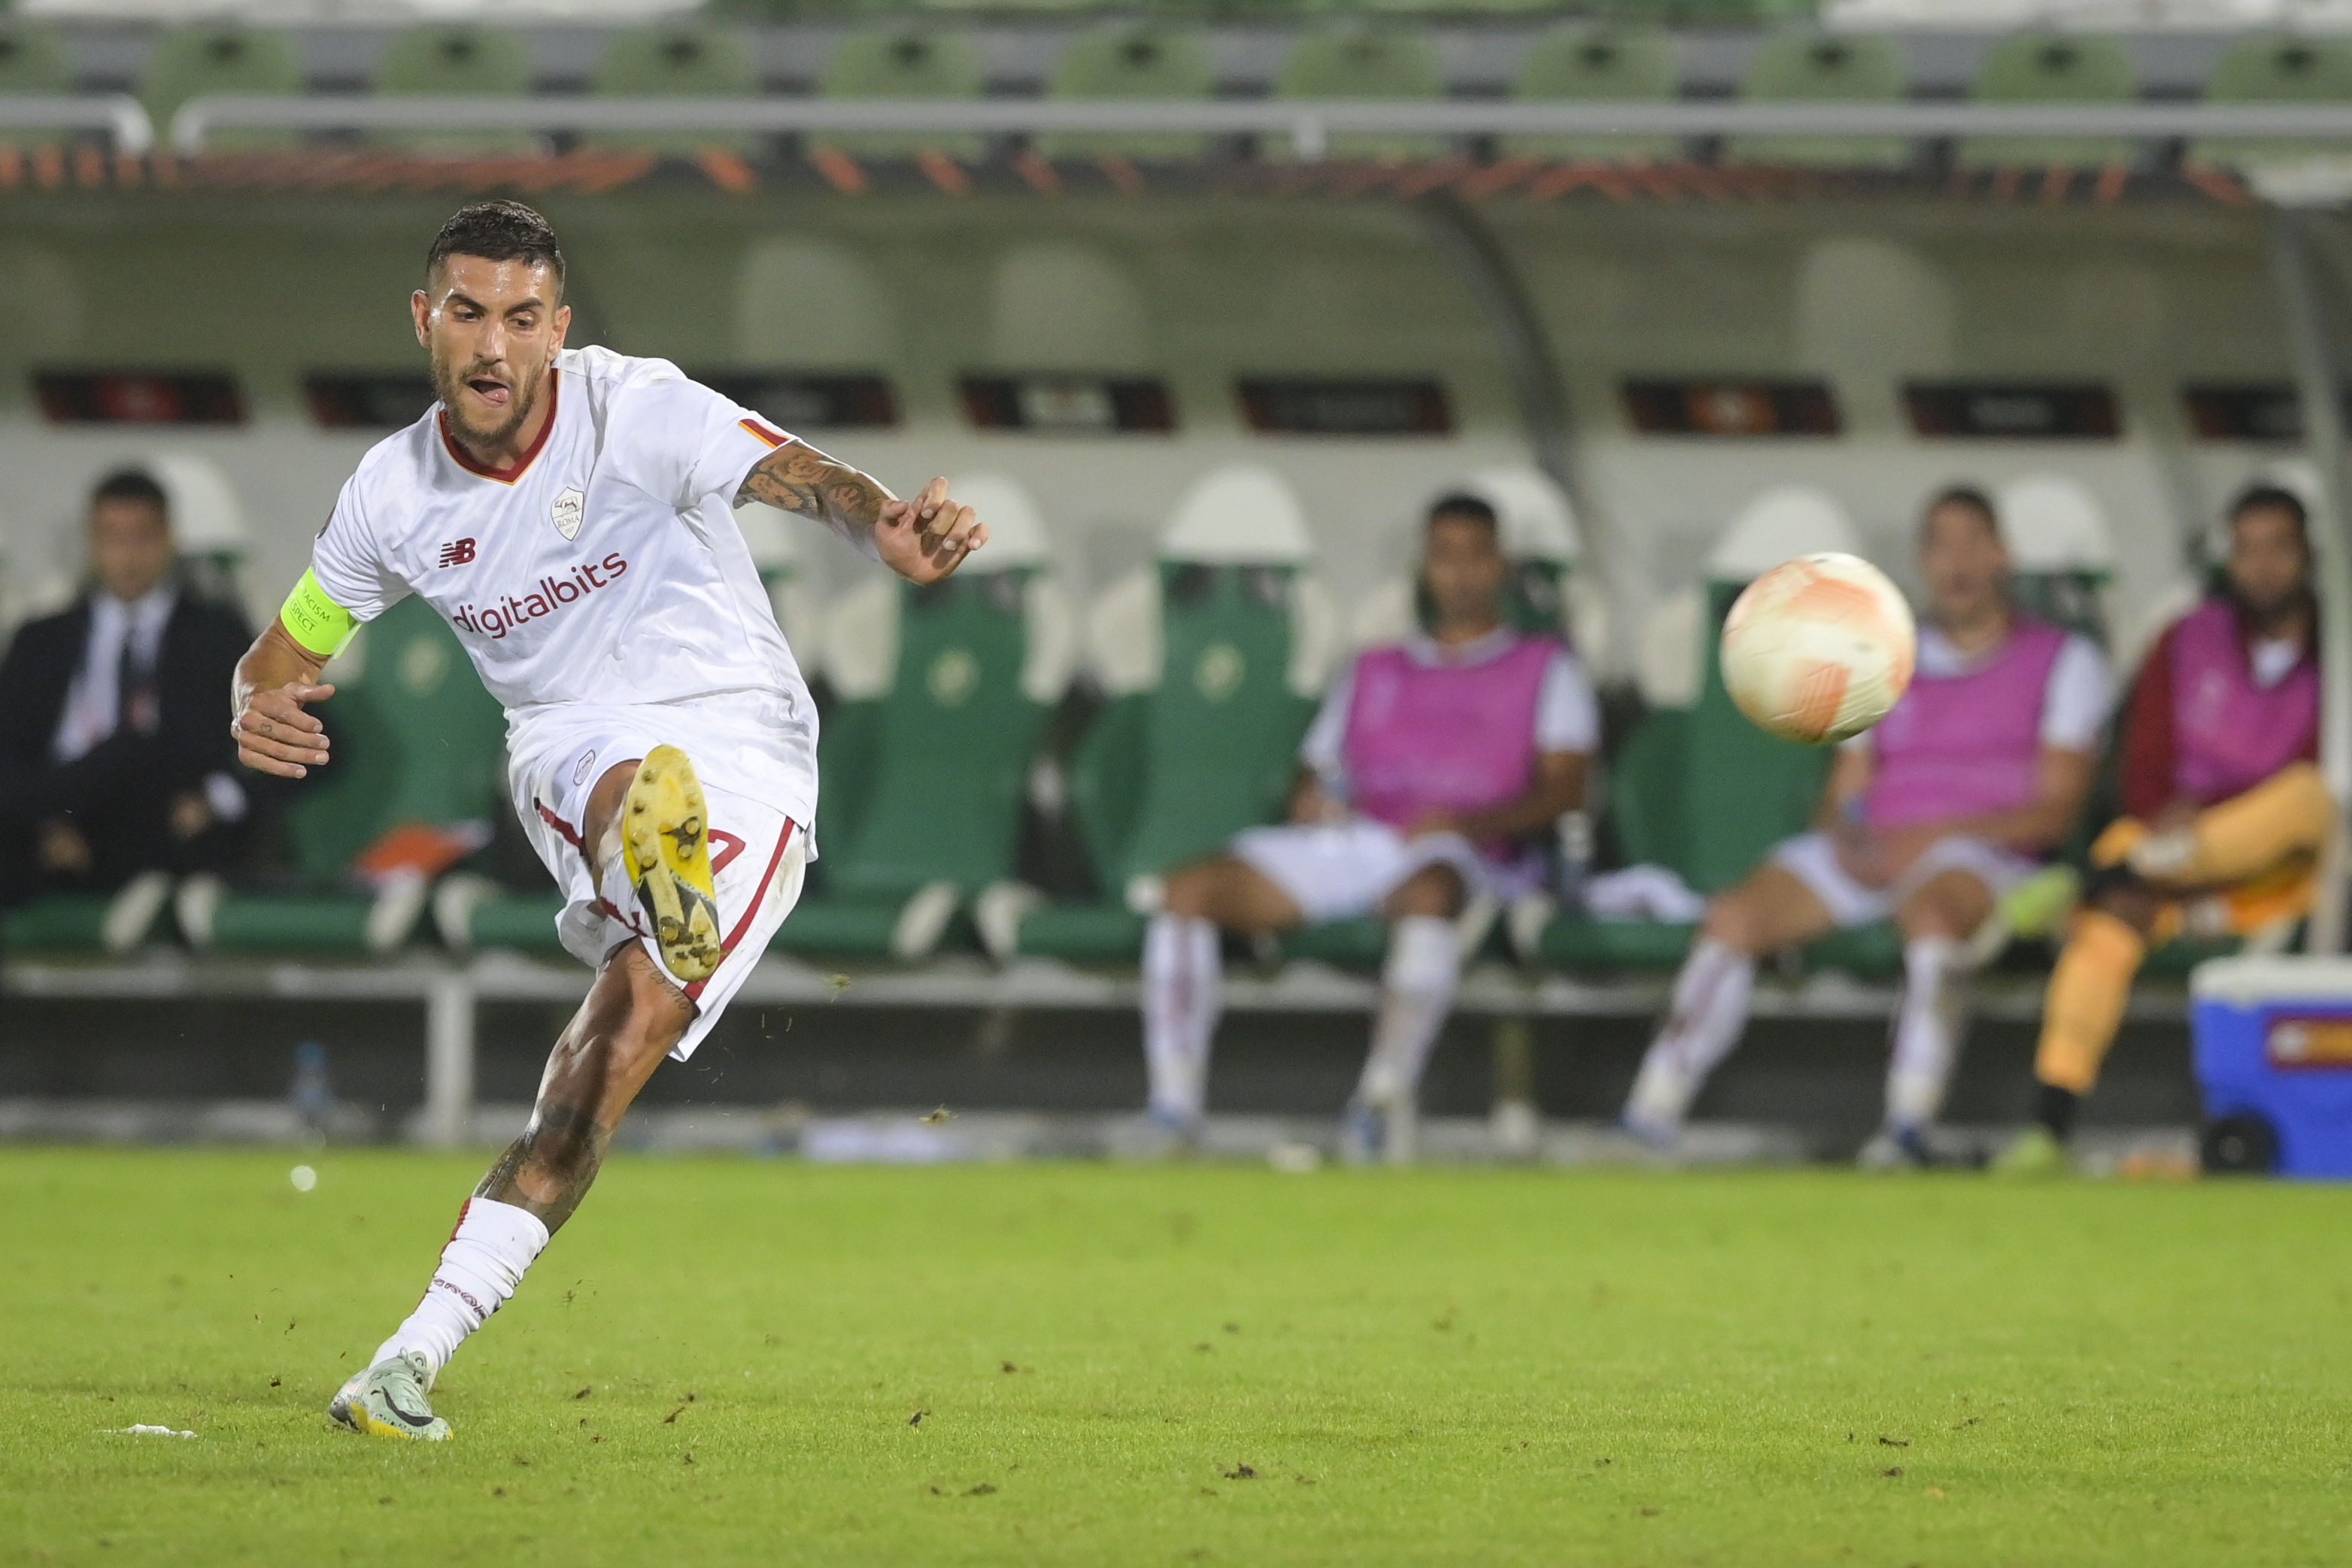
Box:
[0,468,253,907]
[1998,485,2329,1175]
[1140,493,1595,1162]
[1622,486,2108,1166]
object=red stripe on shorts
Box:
[684,818,796,1002]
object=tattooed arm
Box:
[736,441,987,586]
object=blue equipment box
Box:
[2192,956,2352,1180]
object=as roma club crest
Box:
[551,487,586,541]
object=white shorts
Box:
[508,696,815,1062]
[1231,818,1497,925]
[1771,830,2036,932]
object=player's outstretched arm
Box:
[231,618,335,779]
[736,443,986,586]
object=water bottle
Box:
[291,1041,334,1139]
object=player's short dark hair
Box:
[1923,484,2000,539]
[1427,493,1500,534]
[426,201,566,293]
[2228,484,2309,546]
[90,466,168,520]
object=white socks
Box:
[371,1196,549,1378]
[1357,916,1461,1108]
[1143,912,1222,1123]
[1886,935,1961,1135]
[1625,937,1756,1136]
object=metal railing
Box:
[0,95,153,156]
[158,94,2352,158]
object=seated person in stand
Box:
[0,468,254,908]
[1140,493,1595,1162]
[1622,487,2108,1166]
[1997,485,2329,1175]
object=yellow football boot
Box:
[623,745,724,983]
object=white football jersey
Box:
[309,346,842,818]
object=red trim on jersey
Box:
[683,818,796,1002]
[738,417,791,449]
[439,367,562,485]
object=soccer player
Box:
[1140,493,1595,1163]
[1621,487,2109,1166]
[1996,486,2329,1175]
[230,202,985,1441]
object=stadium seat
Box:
[1275,26,1448,163]
[371,25,539,158]
[1998,473,2115,647]
[187,595,507,957]
[1502,26,1682,165]
[0,23,77,150]
[1956,32,2138,171]
[997,466,1340,963]
[1534,487,1856,973]
[587,26,758,159]
[774,476,1076,961]
[2191,34,2352,172]
[1726,33,1909,171]
[812,30,987,165]
[1036,24,1215,162]
[139,24,305,153]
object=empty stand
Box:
[812,29,987,167]
[371,25,539,158]
[1504,26,1682,165]
[1957,32,2138,173]
[1276,26,1448,163]
[0,23,76,150]
[2193,33,2352,172]
[1038,24,1215,162]
[1728,33,1910,170]
[587,26,759,159]
[140,24,305,153]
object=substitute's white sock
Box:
[1143,913,1222,1122]
[370,1196,549,1378]
[1358,916,1461,1108]
[1625,937,1756,1133]
[1886,935,1962,1135]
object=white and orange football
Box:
[1719,553,1917,745]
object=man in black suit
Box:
[0,468,255,904]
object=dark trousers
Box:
[0,730,241,905]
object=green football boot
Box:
[329,1351,451,1441]
[1989,1124,2074,1178]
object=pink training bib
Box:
[1864,617,2068,831]
[2169,598,2319,806]
[1343,633,1558,857]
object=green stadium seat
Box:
[586,26,758,159]
[140,24,305,153]
[775,477,1076,961]
[1002,466,1340,963]
[2192,34,2352,171]
[1276,26,1448,163]
[1502,26,1682,165]
[1998,473,2115,648]
[1957,32,2138,171]
[190,595,508,957]
[371,25,539,158]
[0,23,78,150]
[1036,24,1215,162]
[812,29,987,164]
[1534,486,1856,974]
[1727,33,1909,171]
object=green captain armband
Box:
[278,569,360,660]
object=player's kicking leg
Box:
[332,750,718,1440]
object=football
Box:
[1719,552,1917,745]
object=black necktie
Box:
[117,620,158,735]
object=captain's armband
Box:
[278,569,360,660]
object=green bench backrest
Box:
[1959,33,2138,169]
[1504,26,1680,162]
[1277,27,1447,161]
[284,595,508,883]
[1081,565,1317,890]
[2193,35,2352,167]
[1730,33,1908,170]
[823,572,1050,899]
[1608,578,1833,893]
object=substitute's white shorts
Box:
[1231,818,1498,925]
[508,696,814,1062]
[1771,830,2035,931]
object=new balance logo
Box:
[438,538,477,568]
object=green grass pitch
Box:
[5,1149,2350,1565]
